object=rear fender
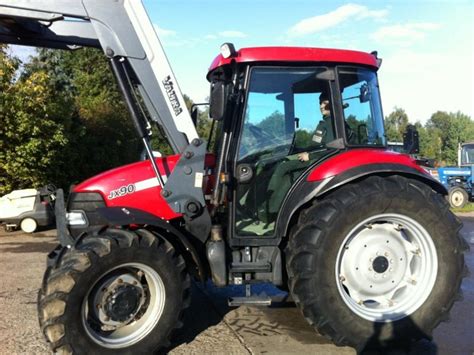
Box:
[97,206,207,281]
[317,163,447,197]
[277,157,447,241]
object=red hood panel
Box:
[74,155,181,220]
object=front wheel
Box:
[286,175,466,350]
[20,217,37,233]
[38,228,190,354]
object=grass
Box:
[452,203,474,213]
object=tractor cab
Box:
[207,46,386,238]
[460,142,474,166]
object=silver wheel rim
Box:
[82,262,166,348]
[450,190,465,207]
[20,218,37,233]
[335,213,438,322]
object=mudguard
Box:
[97,206,206,280]
[276,149,446,239]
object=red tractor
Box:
[0,1,468,353]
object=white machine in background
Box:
[0,185,56,233]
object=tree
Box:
[425,111,474,164]
[384,107,409,142]
[22,48,143,186]
[0,46,69,194]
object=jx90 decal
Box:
[108,184,135,200]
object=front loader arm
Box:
[0,0,211,240]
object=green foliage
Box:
[1,47,143,194]
[384,108,474,165]
[257,111,285,136]
[1,47,68,194]
[384,107,409,142]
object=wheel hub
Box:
[105,284,143,322]
[92,273,146,327]
[372,256,389,273]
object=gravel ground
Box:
[0,228,249,354]
[1,213,473,354]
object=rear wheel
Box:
[38,228,190,354]
[448,186,468,209]
[286,175,466,350]
[20,217,37,233]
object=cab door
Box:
[233,67,336,237]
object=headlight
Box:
[66,211,88,226]
[220,42,236,59]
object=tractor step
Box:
[228,277,272,306]
[228,294,272,307]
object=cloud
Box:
[203,31,247,41]
[217,30,247,38]
[153,24,176,38]
[288,3,388,37]
[371,23,440,45]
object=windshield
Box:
[338,67,385,146]
[461,144,474,165]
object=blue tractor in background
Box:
[438,142,474,208]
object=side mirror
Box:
[403,124,419,154]
[210,81,226,121]
[359,83,371,103]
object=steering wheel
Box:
[345,121,355,142]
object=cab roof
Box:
[208,46,379,79]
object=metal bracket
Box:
[163,139,211,242]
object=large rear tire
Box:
[286,175,467,350]
[38,228,190,354]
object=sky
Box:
[10,0,474,124]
